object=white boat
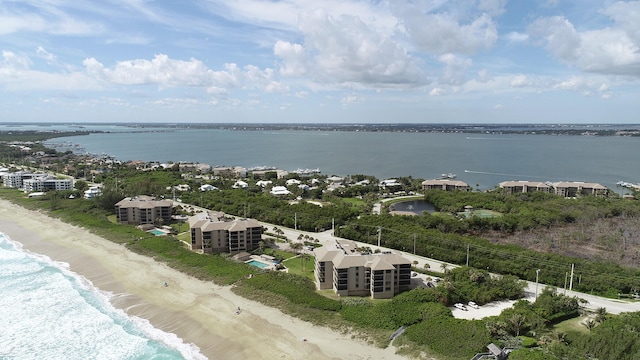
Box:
[440,173,457,179]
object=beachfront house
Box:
[499,180,551,194]
[314,240,412,299]
[421,179,471,192]
[188,211,263,254]
[115,195,173,225]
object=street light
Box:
[535,269,541,300]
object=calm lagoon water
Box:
[390,200,435,214]
[45,125,640,192]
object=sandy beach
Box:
[0,199,406,360]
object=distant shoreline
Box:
[2,122,640,137]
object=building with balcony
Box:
[498,180,551,194]
[421,179,471,191]
[313,240,412,299]
[115,195,173,225]
[188,210,263,254]
[552,181,609,197]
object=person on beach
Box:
[163,281,168,287]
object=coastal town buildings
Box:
[187,210,263,254]
[498,181,551,194]
[115,195,173,225]
[421,179,471,191]
[313,240,412,299]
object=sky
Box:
[1,0,639,124]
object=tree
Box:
[584,319,596,332]
[595,307,608,323]
[508,313,526,336]
[290,242,303,254]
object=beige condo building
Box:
[314,240,412,299]
[115,195,173,225]
[188,211,263,254]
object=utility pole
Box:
[294,212,297,230]
[535,269,541,300]
[377,226,381,247]
[466,243,470,267]
[413,233,416,255]
[569,263,574,292]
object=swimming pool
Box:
[149,229,166,236]
[246,260,269,269]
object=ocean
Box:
[0,233,205,360]
[40,124,640,192]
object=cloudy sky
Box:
[1,0,639,124]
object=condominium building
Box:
[314,240,412,299]
[115,195,173,225]
[552,181,609,197]
[23,176,73,192]
[498,180,551,194]
[422,179,471,191]
[188,211,263,254]
[3,171,38,189]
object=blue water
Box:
[0,233,205,360]
[42,124,640,192]
[246,260,269,269]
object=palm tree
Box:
[440,263,449,274]
[290,242,303,254]
[595,307,608,323]
[508,313,526,336]
[584,319,596,333]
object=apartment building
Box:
[422,179,471,191]
[552,181,609,197]
[188,211,263,254]
[115,195,173,225]
[23,176,73,192]
[498,180,551,194]
[314,240,412,299]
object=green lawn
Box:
[283,254,315,279]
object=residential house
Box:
[314,240,412,299]
[188,211,263,254]
[115,195,173,225]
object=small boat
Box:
[439,173,457,179]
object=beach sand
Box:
[0,199,406,360]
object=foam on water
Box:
[0,233,206,360]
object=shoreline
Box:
[0,199,406,360]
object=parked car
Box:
[426,282,436,288]
[468,301,479,309]
[454,303,467,311]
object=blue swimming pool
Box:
[246,260,269,269]
[149,229,166,236]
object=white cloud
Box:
[274,9,425,88]
[341,94,363,105]
[395,2,499,55]
[510,74,529,88]
[36,47,56,62]
[528,2,640,77]
[273,41,307,76]
[505,32,528,43]
[438,54,472,85]
[429,87,445,96]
